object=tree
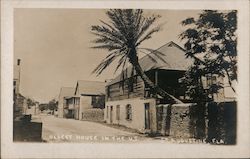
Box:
[91,9,182,103]
[48,99,58,113]
[179,10,237,94]
[39,103,48,112]
[27,98,36,108]
[179,10,237,140]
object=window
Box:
[207,75,217,87]
[75,98,80,106]
[107,86,110,98]
[116,105,120,120]
[126,104,132,120]
[212,76,217,84]
[145,103,150,129]
[127,78,134,93]
[119,81,125,94]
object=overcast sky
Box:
[14,9,201,103]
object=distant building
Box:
[57,87,75,118]
[13,59,28,119]
[71,80,105,120]
[14,59,21,95]
[58,80,106,121]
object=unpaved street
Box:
[40,115,151,143]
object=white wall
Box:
[105,97,156,133]
[78,96,92,120]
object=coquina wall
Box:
[163,102,236,144]
[157,103,197,138]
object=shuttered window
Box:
[116,105,120,120]
[126,104,132,120]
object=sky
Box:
[14,9,201,103]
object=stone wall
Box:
[81,109,104,122]
[167,104,196,138]
[169,105,193,137]
[162,102,237,144]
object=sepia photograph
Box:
[13,8,237,144]
[1,0,250,158]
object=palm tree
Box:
[91,9,182,104]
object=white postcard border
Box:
[1,0,249,158]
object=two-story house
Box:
[71,80,106,120]
[59,80,106,121]
[58,87,75,118]
[104,41,236,137]
[104,41,194,134]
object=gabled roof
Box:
[75,80,106,96]
[59,87,75,99]
[108,41,194,85]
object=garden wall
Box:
[161,101,236,145]
[81,108,104,122]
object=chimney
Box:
[17,59,21,66]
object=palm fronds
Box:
[91,9,161,75]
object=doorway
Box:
[110,106,113,124]
[145,103,150,129]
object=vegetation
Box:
[39,99,58,112]
[180,10,237,98]
[91,9,181,103]
[179,10,237,141]
[26,98,37,108]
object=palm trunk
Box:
[130,56,183,104]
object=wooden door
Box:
[145,103,150,129]
[110,106,113,124]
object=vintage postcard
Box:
[1,0,250,158]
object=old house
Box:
[58,80,106,120]
[105,41,194,134]
[58,87,75,118]
[104,41,236,138]
[71,80,106,121]
[13,59,28,119]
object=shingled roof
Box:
[108,41,194,85]
[75,80,106,96]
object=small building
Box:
[71,80,106,121]
[13,59,29,119]
[58,87,75,118]
[58,80,106,121]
